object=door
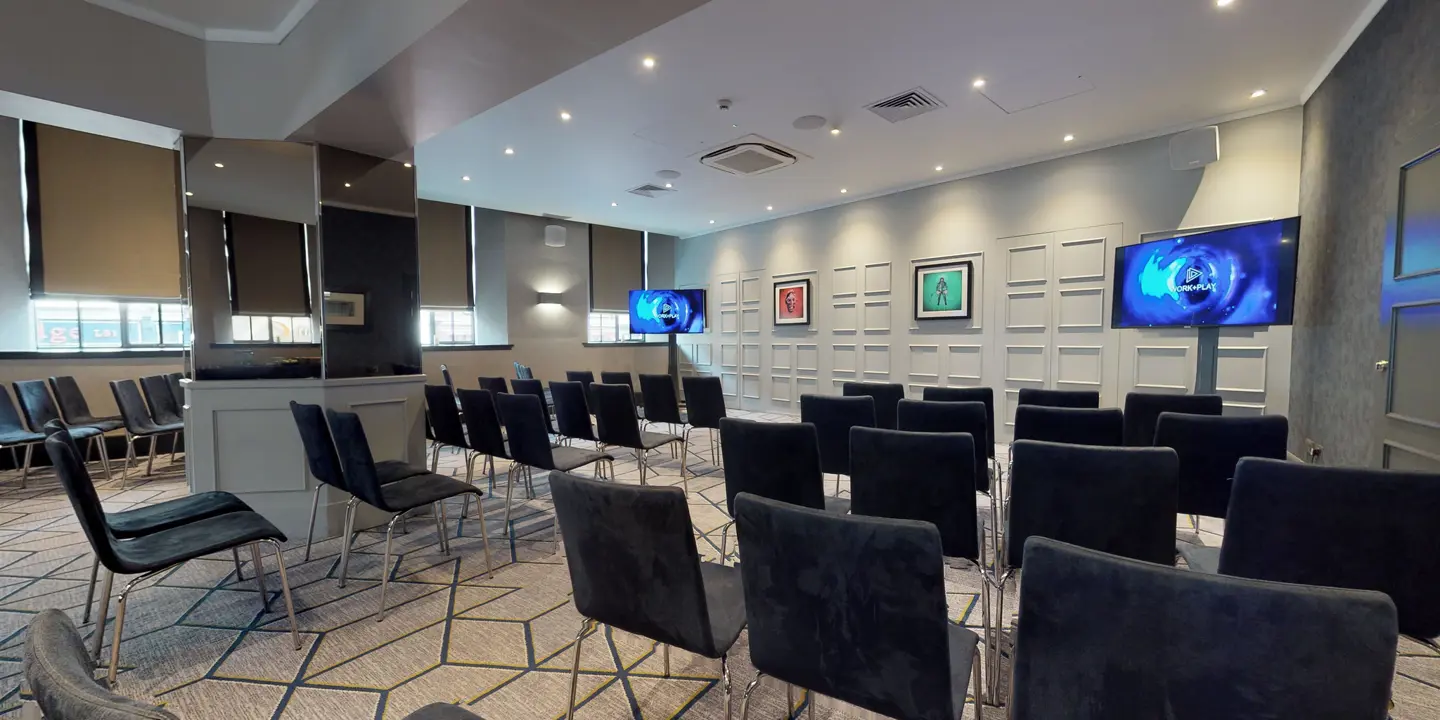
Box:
[994,231,1054,441]
[1376,114,1440,472]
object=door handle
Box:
[1376,360,1390,372]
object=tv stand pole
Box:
[1194,326,1220,395]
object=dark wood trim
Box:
[21,121,43,297]
[0,349,184,360]
[209,342,322,350]
[420,344,515,352]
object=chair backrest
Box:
[24,609,180,720]
[109,379,157,434]
[167,372,184,409]
[1011,537,1399,720]
[496,392,557,470]
[680,376,727,429]
[0,385,29,436]
[289,401,346,490]
[1220,457,1440,640]
[1014,406,1123,447]
[896,399,990,493]
[799,394,875,475]
[477,376,509,396]
[1017,388,1099,408]
[920,386,995,459]
[549,381,596,441]
[323,409,388,509]
[439,364,454,387]
[42,428,121,571]
[718,418,825,515]
[565,370,596,407]
[423,384,468,448]
[13,380,61,431]
[851,427,979,561]
[47,376,94,424]
[550,472,723,656]
[599,371,634,390]
[1122,392,1222,447]
[1153,413,1288,519]
[456,389,508,459]
[638,373,683,425]
[591,383,644,449]
[841,382,905,430]
[734,493,958,720]
[1006,440,1178,569]
[516,363,534,380]
[510,378,555,434]
[139,374,181,425]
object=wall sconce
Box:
[544,224,567,247]
[537,292,563,305]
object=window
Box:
[231,315,315,344]
[587,311,641,344]
[419,308,475,346]
[33,298,189,351]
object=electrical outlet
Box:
[1304,439,1323,463]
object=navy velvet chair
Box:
[551,472,745,719]
[456,389,510,501]
[495,392,612,535]
[896,399,991,493]
[425,384,476,477]
[13,379,108,483]
[639,373,685,433]
[439,364,454,387]
[591,383,684,487]
[842,382,905,430]
[1121,392,1222,447]
[681,376,727,467]
[1181,458,1440,645]
[328,408,493,620]
[25,609,181,719]
[404,705,484,720]
[1153,413,1288,526]
[514,362,534,380]
[49,375,124,433]
[565,370,597,409]
[166,372,185,411]
[1016,388,1099,408]
[717,418,849,560]
[601,371,642,419]
[109,379,183,485]
[922,386,995,463]
[550,381,599,446]
[799,394,875,490]
[1010,537,1398,720]
[510,378,556,435]
[1013,406,1123,447]
[733,493,984,720]
[476,376,508,396]
[850,427,981,560]
[0,385,45,488]
[139,374,184,462]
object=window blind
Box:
[417,199,472,307]
[589,224,643,311]
[227,212,309,316]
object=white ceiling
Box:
[415,0,1375,238]
[83,0,316,43]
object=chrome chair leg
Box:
[502,463,518,537]
[82,556,100,624]
[787,684,795,713]
[473,491,494,578]
[106,566,168,686]
[17,444,31,489]
[261,539,302,650]
[304,484,322,562]
[738,671,767,720]
[90,567,114,661]
[663,643,671,677]
[433,501,451,556]
[232,547,245,581]
[972,645,986,711]
[565,618,598,719]
[95,434,113,481]
[337,498,360,587]
[249,542,269,612]
[144,436,157,477]
[720,653,733,720]
[377,512,404,622]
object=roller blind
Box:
[28,123,182,298]
[227,212,309,315]
[417,199,472,307]
[590,224,643,311]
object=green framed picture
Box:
[913,260,973,320]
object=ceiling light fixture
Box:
[935,165,944,172]
[184,191,193,196]
[709,220,715,224]
[1250,88,1267,98]
[344,182,351,188]
[642,56,656,69]
[213,162,224,168]
[560,111,572,121]
[462,175,471,181]
[403,162,413,168]
[611,202,618,207]
[766,205,773,211]
[664,183,673,188]
[1063,134,1075,142]
[972,78,986,89]
[830,128,841,136]
[504,147,514,155]
[840,188,848,194]
[1216,0,1235,7]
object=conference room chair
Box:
[922,385,996,466]
[716,418,849,561]
[799,393,875,494]
[44,427,300,686]
[476,376,509,396]
[439,364,454,387]
[425,383,477,475]
[551,472,745,719]
[456,389,511,503]
[511,378,557,436]
[1016,388,1099,408]
[733,493,984,720]
[328,408,494,620]
[48,375,125,433]
[681,375,727,468]
[841,381,905,430]
[1180,457,1440,648]
[404,705,485,720]
[591,383,685,487]
[25,609,181,718]
[1121,391,1222,447]
[139,374,184,462]
[550,380,600,447]
[495,392,612,536]
[167,372,185,410]
[1153,413,1288,531]
[638,373,685,442]
[513,361,533,380]
[109,380,184,485]
[1009,537,1398,719]
[600,371,637,411]
[13,379,111,482]
[1013,405,1124,447]
[0,386,45,488]
[565,370,597,409]
[896,399,992,493]
[289,402,432,562]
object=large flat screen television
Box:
[1111,217,1300,329]
[629,289,706,334]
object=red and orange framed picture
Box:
[774,278,811,326]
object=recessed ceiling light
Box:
[972,78,986,89]
[344,182,351,188]
[184,191,193,196]
[1250,88,1267,98]
[664,183,673,188]
[731,123,738,128]
[642,56,656,69]
[213,162,224,168]
[403,162,413,168]
[709,220,715,224]
[462,175,470,181]
[559,111,571,121]
[1216,0,1234,7]
[840,188,848,194]
[1063,134,1075,143]
[830,128,841,136]
[935,165,944,172]
[504,147,514,155]
[766,205,773,211]
[611,202,618,207]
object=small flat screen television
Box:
[1111,217,1300,328]
[629,289,706,334]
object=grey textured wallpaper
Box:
[1292,0,1440,465]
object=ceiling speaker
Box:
[1170,126,1220,170]
[544,224,566,247]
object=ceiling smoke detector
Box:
[865,87,946,123]
[697,134,804,177]
[627,183,677,198]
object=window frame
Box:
[32,297,190,351]
[419,307,477,347]
[229,314,315,345]
[586,310,645,345]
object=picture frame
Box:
[913,260,973,320]
[773,278,811,326]
[323,291,366,326]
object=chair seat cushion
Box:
[379,473,480,513]
[138,421,184,436]
[377,460,430,484]
[699,561,747,657]
[639,431,681,450]
[402,703,484,720]
[113,511,286,574]
[946,625,980,712]
[1177,542,1221,574]
[552,446,613,472]
[108,491,251,538]
[62,426,103,441]
[823,496,851,515]
[0,430,44,445]
[78,419,125,434]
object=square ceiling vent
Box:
[628,183,675,198]
[866,87,946,123]
[697,134,805,176]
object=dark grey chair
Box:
[600,371,636,400]
[799,393,875,492]
[896,399,991,493]
[551,472,745,719]
[1154,413,1288,527]
[842,382,905,430]
[49,375,125,433]
[717,418,850,560]
[109,380,183,485]
[734,493,983,720]
[1121,392,1222,447]
[850,427,981,560]
[44,427,300,685]
[565,370,597,409]
[0,385,45,488]
[550,380,599,446]
[681,376,727,467]
[592,383,684,487]
[1013,406,1123,447]
[922,386,995,464]
[457,389,510,502]
[1016,388,1099,408]
[14,379,109,483]
[1010,537,1398,720]
[495,392,612,535]
[139,375,183,462]
[514,362,533,380]
[425,384,476,478]
[439,364,454,387]
[24,609,181,719]
[166,372,184,411]
[328,408,493,619]
[1180,457,1440,646]
[510,378,556,436]
[639,373,686,435]
[476,376,508,396]
[404,704,484,720]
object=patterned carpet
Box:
[0,410,1434,719]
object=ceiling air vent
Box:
[627,183,675,198]
[865,87,946,123]
[699,135,800,176]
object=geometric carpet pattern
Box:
[0,409,1434,719]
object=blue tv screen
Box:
[1112,217,1300,328]
[629,289,706,334]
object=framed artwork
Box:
[774,278,811,326]
[913,260,973,320]
[323,291,366,326]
